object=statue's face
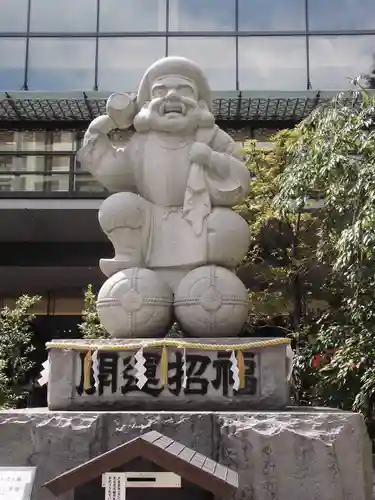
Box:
[133,74,215,133]
[148,75,201,132]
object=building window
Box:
[309,35,375,90]
[168,37,236,90]
[308,0,375,31]
[28,38,96,91]
[99,0,167,32]
[0,131,108,196]
[52,296,85,316]
[14,131,48,151]
[50,131,77,152]
[29,0,97,33]
[238,0,306,31]
[0,0,29,32]
[0,155,70,192]
[169,0,235,31]
[0,38,26,90]
[0,132,16,152]
[97,37,166,91]
[0,297,48,315]
[238,36,307,90]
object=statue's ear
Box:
[197,100,215,129]
[198,99,209,111]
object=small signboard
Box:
[0,467,36,500]
[102,472,181,500]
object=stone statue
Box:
[78,57,251,338]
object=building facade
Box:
[0,0,374,335]
[1,0,375,92]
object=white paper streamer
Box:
[286,344,294,382]
[38,359,50,386]
[92,350,100,391]
[182,348,187,389]
[134,348,147,389]
[230,350,240,391]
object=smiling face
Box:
[133,74,214,134]
[135,75,201,133]
[151,75,198,119]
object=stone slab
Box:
[47,338,289,411]
[0,409,371,500]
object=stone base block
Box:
[0,409,371,500]
[47,338,289,411]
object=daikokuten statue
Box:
[78,57,251,338]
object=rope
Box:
[46,337,290,352]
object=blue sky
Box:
[0,0,375,92]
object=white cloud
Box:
[309,0,375,30]
[0,0,28,32]
[239,37,307,90]
[169,38,236,90]
[0,38,26,67]
[98,38,166,91]
[28,39,96,70]
[309,35,375,89]
[99,0,166,32]
[169,0,235,31]
[29,0,97,32]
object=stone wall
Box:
[0,408,372,500]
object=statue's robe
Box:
[77,125,250,267]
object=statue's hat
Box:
[137,56,211,109]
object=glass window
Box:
[53,297,85,315]
[0,154,71,174]
[239,0,305,31]
[0,155,44,172]
[74,172,107,193]
[308,0,375,31]
[28,38,96,91]
[50,132,76,151]
[0,297,48,314]
[238,37,307,90]
[0,171,69,192]
[99,0,166,32]
[0,132,15,151]
[98,37,166,91]
[14,131,46,151]
[30,0,97,32]
[168,37,236,90]
[0,0,28,32]
[0,39,26,90]
[46,156,71,172]
[169,0,235,31]
[309,35,375,90]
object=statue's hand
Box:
[106,92,137,129]
[189,142,212,166]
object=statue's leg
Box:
[98,192,150,276]
[207,208,250,268]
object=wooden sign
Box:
[0,467,36,500]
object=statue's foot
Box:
[100,257,142,277]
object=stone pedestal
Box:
[0,409,371,500]
[47,338,289,410]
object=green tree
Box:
[276,84,375,419]
[78,284,109,339]
[0,295,40,408]
[237,131,328,336]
